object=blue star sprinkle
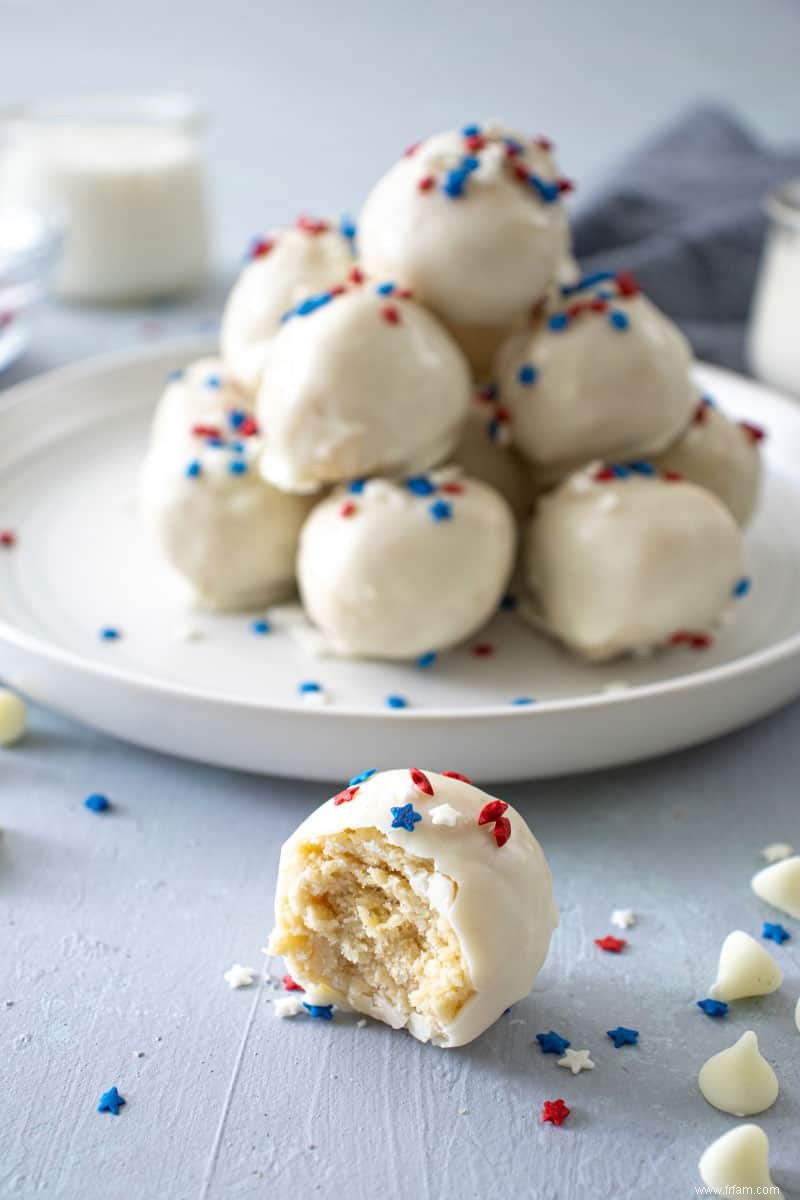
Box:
[429,499,453,522]
[166,368,185,382]
[442,169,468,199]
[611,464,630,478]
[205,374,223,389]
[733,577,751,598]
[762,922,790,944]
[97,1086,125,1115]
[228,460,248,476]
[185,459,202,478]
[461,123,481,137]
[529,175,559,204]
[99,627,121,641]
[302,1003,334,1020]
[511,697,536,706]
[349,768,377,786]
[339,215,357,243]
[517,363,538,386]
[536,1030,571,1055]
[84,793,110,813]
[609,310,630,331]
[548,313,569,332]
[375,281,395,295]
[228,409,247,429]
[251,619,271,635]
[348,478,367,494]
[298,680,322,694]
[627,461,656,476]
[696,998,729,1017]
[405,475,436,496]
[390,803,422,832]
[385,695,408,709]
[607,1026,639,1048]
[561,271,615,297]
[416,651,437,669]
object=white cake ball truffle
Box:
[220,218,355,392]
[297,471,516,659]
[359,121,571,370]
[141,426,314,611]
[651,396,764,526]
[269,767,558,1047]
[150,358,255,448]
[453,387,536,519]
[522,464,746,661]
[257,279,472,493]
[496,271,696,478]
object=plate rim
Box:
[1,338,799,724]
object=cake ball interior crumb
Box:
[271,829,474,1038]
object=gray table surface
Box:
[3,2,800,1197]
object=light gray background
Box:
[2,2,800,1198]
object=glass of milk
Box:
[748,180,800,397]
[0,92,210,303]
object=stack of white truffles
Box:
[141,120,762,663]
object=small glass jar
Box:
[748,180,800,398]
[0,92,211,304]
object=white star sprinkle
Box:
[557,1048,595,1075]
[273,996,304,1019]
[223,963,258,989]
[430,803,460,827]
[761,842,794,863]
[611,908,636,929]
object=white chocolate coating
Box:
[140,429,314,611]
[709,930,783,1002]
[652,398,763,526]
[698,1031,779,1116]
[522,466,745,661]
[0,688,27,746]
[150,357,253,448]
[269,768,559,1047]
[297,472,516,659]
[698,1125,782,1200]
[496,273,695,476]
[359,122,570,332]
[220,222,354,392]
[751,855,800,920]
[453,392,536,519]
[257,283,472,492]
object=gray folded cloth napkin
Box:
[572,105,800,372]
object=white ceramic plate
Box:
[1,338,799,783]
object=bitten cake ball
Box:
[140,419,314,611]
[257,279,471,492]
[269,768,558,1047]
[496,271,696,479]
[297,471,515,659]
[220,217,354,392]
[150,358,255,448]
[522,464,746,661]
[358,121,571,372]
[454,386,536,519]
[651,396,764,526]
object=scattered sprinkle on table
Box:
[99,627,122,642]
[595,935,627,953]
[558,1048,594,1074]
[302,1003,333,1020]
[607,1026,639,1048]
[251,618,271,635]
[697,998,729,1017]
[541,1098,570,1126]
[283,974,304,991]
[536,1030,570,1055]
[761,842,793,863]
[84,793,110,813]
[762,922,790,944]
[385,694,408,709]
[97,1086,126,1115]
[611,908,636,929]
[223,964,257,989]
[274,996,305,1019]
[390,803,422,832]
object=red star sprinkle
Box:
[592,466,616,482]
[238,416,259,437]
[329,285,346,297]
[340,502,357,519]
[250,238,274,259]
[670,631,691,645]
[192,423,222,439]
[663,469,684,482]
[381,304,401,325]
[594,935,627,953]
[534,135,554,152]
[282,974,304,992]
[739,420,765,444]
[441,770,472,784]
[557,177,574,194]
[492,816,512,847]
[464,133,486,153]
[417,175,435,193]
[441,482,464,495]
[512,162,529,183]
[478,799,508,825]
[1,530,17,547]
[589,298,608,312]
[472,643,495,657]
[693,400,709,424]
[690,632,712,650]
[615,270,640,297]
[295,215,329,236]
[333,785,359,805]
[349,267,365,284]
[396,287,414,300]
[542,1099,570,1126]
[409,768,434,796]
[404,141,421,158]
[504,142,521,159]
